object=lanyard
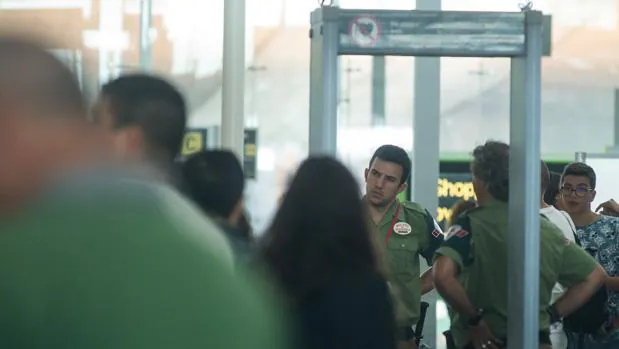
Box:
[384,204,401,245]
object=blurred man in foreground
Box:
[0,36,287,349]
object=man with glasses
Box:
[561,162,619,347]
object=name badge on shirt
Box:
[393,222,412,235]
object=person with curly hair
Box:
[432,140,605,349]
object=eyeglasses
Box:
[560,186,592,198]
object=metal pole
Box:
[507,11,543,349]
[222,0,246,160]
[575,152,587,162]
[412,0,441,346]
[138,0,152,71]
[371,56,386,126]
[308,9,339,156]
[614,89,619,147]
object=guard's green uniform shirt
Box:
[435,200,598,349]
[371,199,444,326]
[0,177,288,349]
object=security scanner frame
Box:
[309,6,551,349]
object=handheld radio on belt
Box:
[415,301,430,346]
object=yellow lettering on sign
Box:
[181,132,203,156]
[435,178,477,223]
[436,206,451,223]
[245,144,256,157]
[437,178,476,201]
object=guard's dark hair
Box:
[183,150,245,220]
[471,141,510,202]
[261,156,384,301]
[100,74,186,163]
[544,172,562,207]
[541,160,550,195]
[0,37,85,117]
[369,144,411,184]
[562,162,596,189]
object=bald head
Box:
[0,36,86,118]
[0,36,95,217]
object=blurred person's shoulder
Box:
[16,173,234,265]
[0,203,289,348]
[153,183,235,263]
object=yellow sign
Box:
[245,144,256,158]
[436,177,476,224]
[181,131,204,156]
[437,178,475,201]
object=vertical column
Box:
[507,11,543,349]
[614,89,619,147]
[371,56,386,126]
[412,0,441,346]
[575,152,587,162]
[308,9,339,156]
[139,0,153,71]
[98,0,124,84]
[222,0,247,160]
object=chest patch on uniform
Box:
[393,222,412,235]
[445,225,469,239]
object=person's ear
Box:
[397,182,407,194]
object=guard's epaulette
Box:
[399,200,428,215]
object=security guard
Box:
[364,145,444,349]
[432,141,606,349]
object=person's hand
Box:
[596,199,619,216]
[469,320,503,349]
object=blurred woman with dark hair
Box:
[261,156,396,349]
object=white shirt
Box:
[540,205,577,304]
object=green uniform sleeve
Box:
[434,215,473,271]
[420,209,445,264]
[557,240,598,287]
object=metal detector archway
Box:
[309,6,551,349]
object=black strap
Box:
[558,210,578,236]
[541,211,581,246]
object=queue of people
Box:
[0,35,618,349]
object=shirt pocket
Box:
[388,237,419,275]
